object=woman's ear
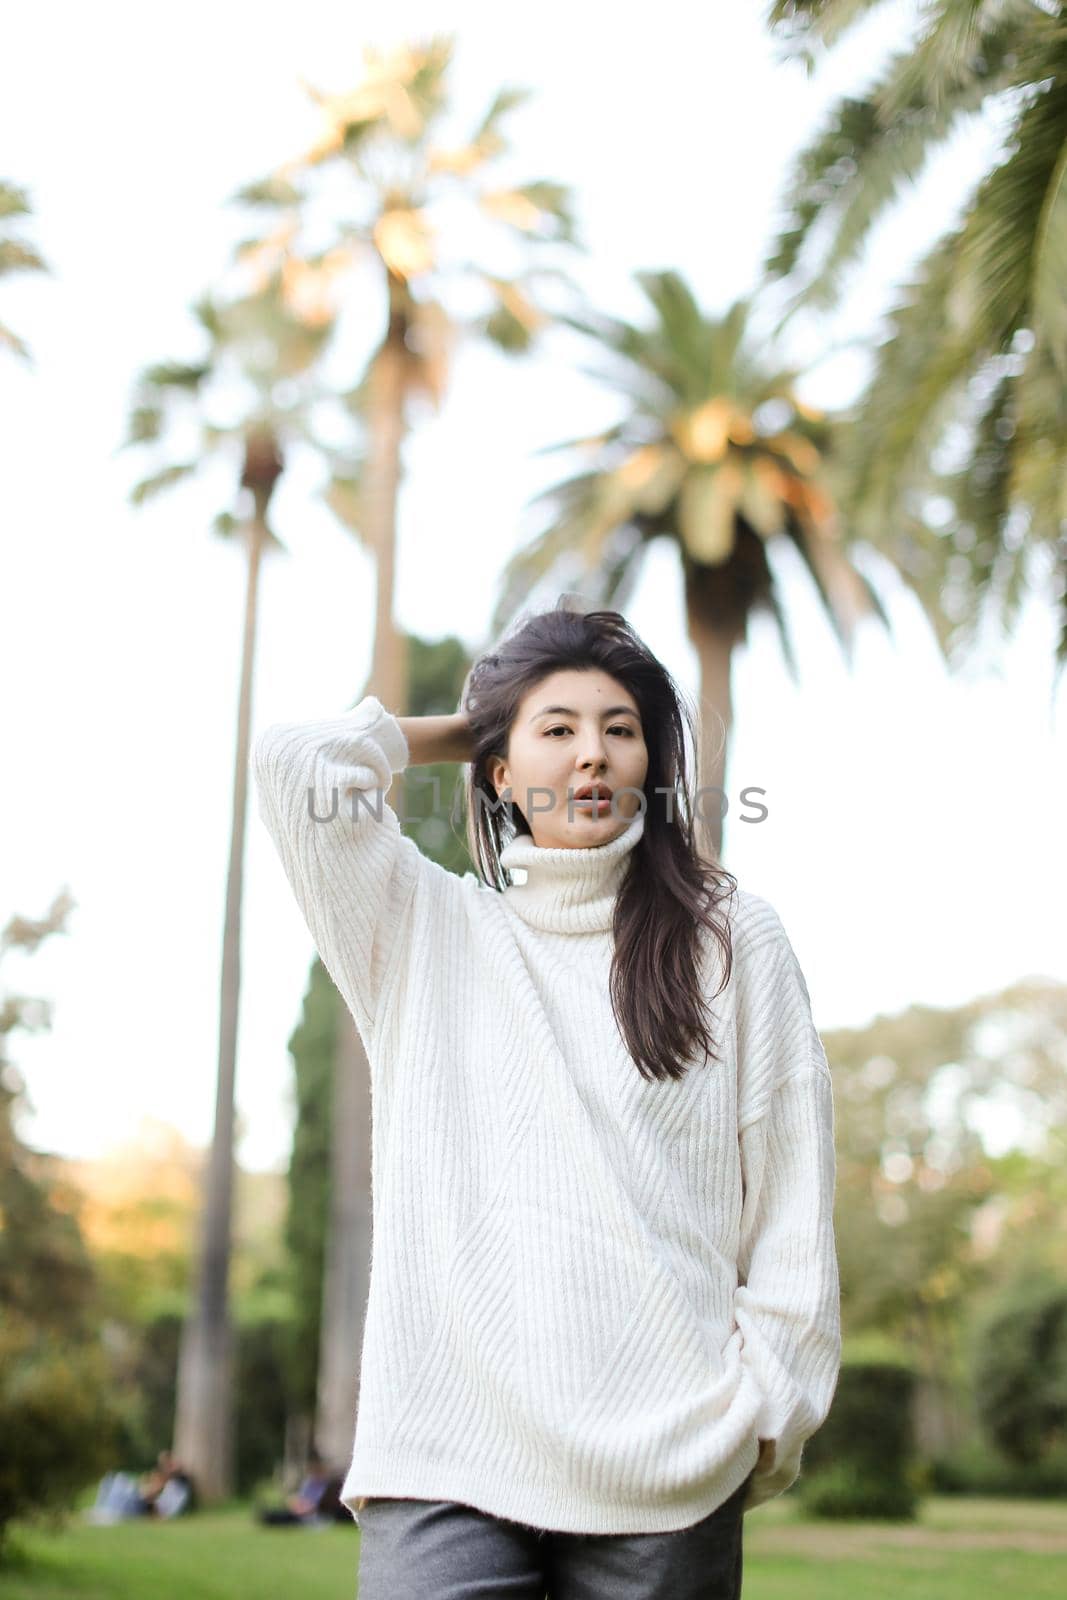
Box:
[487,755,509,797]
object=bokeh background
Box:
[2,1,1066,1591]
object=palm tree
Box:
[762,0,1067,675]
[233,37,580,1469]
[0,180,49,363]
[492,271,890,860]
[122,257,348,1501]
[235,36,578,723]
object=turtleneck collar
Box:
[498,808,646,934]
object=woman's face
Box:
[488,668,649,849]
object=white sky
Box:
[3,1,1064,1174]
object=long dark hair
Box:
[459,597,737,1084]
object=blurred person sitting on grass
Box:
[257,1451,342,1528]
[86,1450,194,1523]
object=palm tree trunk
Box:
[316,269,410,1468]
[364,269,411,714]
[684,562,743,863]
[174,497,268,1502]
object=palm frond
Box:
[130,462,198,505]
[529,423,630,459]
[759,567,802,682]
[322,471,364,536]
[764,22,1022,306]
[0,237,48,277]
[471,85,533,145]
[957,70,1067,349]
[0,180,33,220]
[1012,331,1067,534]
[230,175,306,209]
[124,404,165,447]
[940,370,1017,563]
[766,0,896,53]
[787,506,890,665]
[1030,132,1067,379]
[0,319,30,361]
[487,178,579,245]
[834,225,982,529]
[135,360,212,395]
[873,0,1021,121]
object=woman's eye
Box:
[544,725,634,737]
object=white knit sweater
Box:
[251,694,841,1534]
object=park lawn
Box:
[1,1496,1066,1599]
[0,1506,359,1600]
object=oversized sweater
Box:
[250,694,841,1535]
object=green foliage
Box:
[824,979,1067,1345]
[766,2,892,56]
[233,1316,291,1495]
[103,1311,184,1477]
[122,266,351,542]
[0,177,49,364]
[495,270,885,677]
[232,35,580,433]
[0,899,96,1339]
[969,1271,1067,1466]
[96,1306,292,1501]
[282,961,337,1416]
[801,1460,921,1519]
[0,898,125,1554]
[928,1436,1067,1497]
[402,632,476,873]
[0,1317,121,1560]
[0,1150,98,1340]
[801,1357,921,1520]
[763,0,1067,676]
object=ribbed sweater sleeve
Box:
[732,900,841,1511]
[249,695,414,1042]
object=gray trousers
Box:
[355,1469,755,1599]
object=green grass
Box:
[0,1506,359,1600]
[1,1497,1065,1598]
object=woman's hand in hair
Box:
[395,711,474,767]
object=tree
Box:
[0,892,119,1559]
[763,0,1067,675]
[971,1272,1067,1465]
[235,36,578,725]
[0,179,48,364]
[824,975,1067,1453]
[492,272,889,858]
[236,38,578,1467]
[121,257,348,1501]
[280,959,336,1468]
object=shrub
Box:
[969,1272,1067,1466]
[801,1461,920,1519]
[0,1317,121,1560]
[800,1350,921,1520]
[927,1437,1067,1497]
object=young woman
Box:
[251,601,841,1599]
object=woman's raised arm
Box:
[251,695,470,1045]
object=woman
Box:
[251,600,841,1599]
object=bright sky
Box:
[3,1,1064,1174]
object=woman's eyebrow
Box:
[529,705,641,722]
